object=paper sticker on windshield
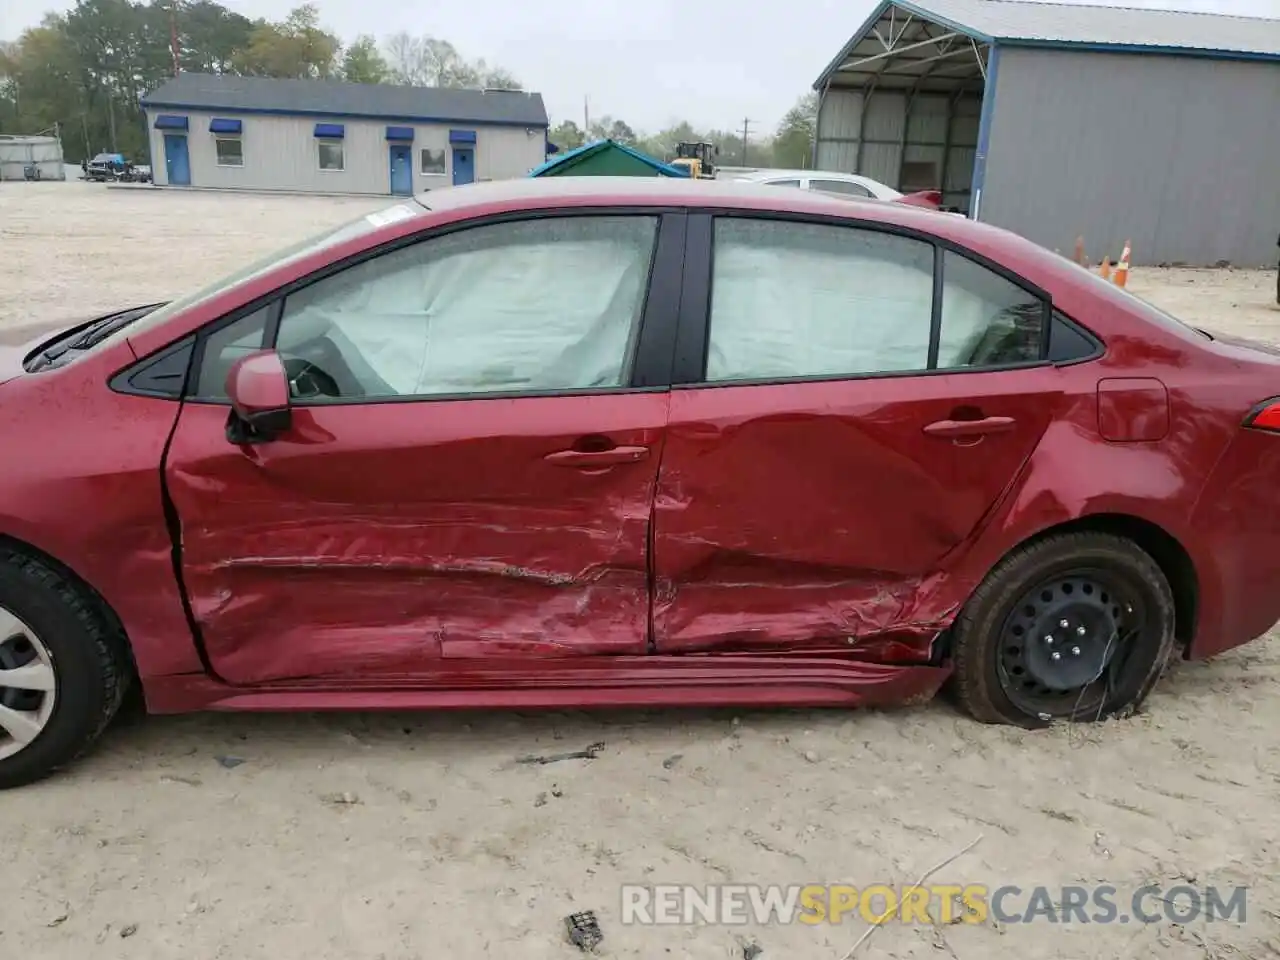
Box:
[365,204,418,228]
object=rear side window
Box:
[809,178,874,198]
[1048,311,1100,362]
[704,217,1055,383]
[706,218,935,382]
[937,251,1044,369]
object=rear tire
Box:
[951,532,1176,727]
[0,549,131,789]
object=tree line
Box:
[0,0,817,167]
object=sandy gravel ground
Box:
[2,183,1280,960]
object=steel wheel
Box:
[951,531,1176,727]
[996,569,1145,719]
[0,606,57,762]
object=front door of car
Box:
[164,212,684,685]
[651,214,1064,655]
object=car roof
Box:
[404,176,1077,288]
[416,175,894,216]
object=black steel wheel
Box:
[951,532,1177,726]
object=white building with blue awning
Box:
[141,73,549,196]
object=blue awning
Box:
[385,126,415,141]
[209,118,242,135]
[314,123,345,139]
[448,129,477,145]
[153,114,188,130]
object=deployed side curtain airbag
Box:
[276,217,658,397]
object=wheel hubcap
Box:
[998,573,1141,717]
[0,606,57,761]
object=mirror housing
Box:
[225,350,292,443]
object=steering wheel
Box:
[282,356,341,400]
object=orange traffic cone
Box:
[1099,256,1112,282]
[1114,240,1132,287]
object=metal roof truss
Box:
[826,3,989,94]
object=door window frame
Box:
[669,210,1101,388]
[110,208,690,404]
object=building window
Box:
[420,148,446,175]
[215,137,243,167]
[318,140,344,171]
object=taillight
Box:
[897,190,943,210]
[1244,399,1280,432]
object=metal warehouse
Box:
[140,73,549,196]
[814,0,1280,266]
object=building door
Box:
[388,143,413,196]
[163,134,190,185]
[451,146,474,186]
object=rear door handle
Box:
[923,416,1017,438]
[544,446,650,467]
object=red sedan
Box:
[2,177,1278,788]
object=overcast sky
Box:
[1,0,1275,132]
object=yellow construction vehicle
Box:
[670,141,718,179]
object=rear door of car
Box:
[650,211,1078,656]
[162,208,687,684]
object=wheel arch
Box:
[0,533,139,679]
[983,513,1198,655]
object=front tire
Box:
[0,549,131,789]
[951,532,1176,727]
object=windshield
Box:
[103,202,425,348]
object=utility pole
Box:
[741,117,752,166]
[583,95,590,139]
[107,89,118,153]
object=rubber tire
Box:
[0,548,132,789]
[951,532,1176,727]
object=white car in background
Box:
[733,169,946,211]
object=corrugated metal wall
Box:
[983,47,1280,267]
[147,110,546,194]
[815,89,982,210]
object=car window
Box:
[193,306,271,399]
[936,251,1046,369]
[1048,311,1100,362]
[706,218,934,382]
[272,216,659,401]
[763,179,802,188]
[809,178,874,198]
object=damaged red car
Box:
[3,177,1280,788]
